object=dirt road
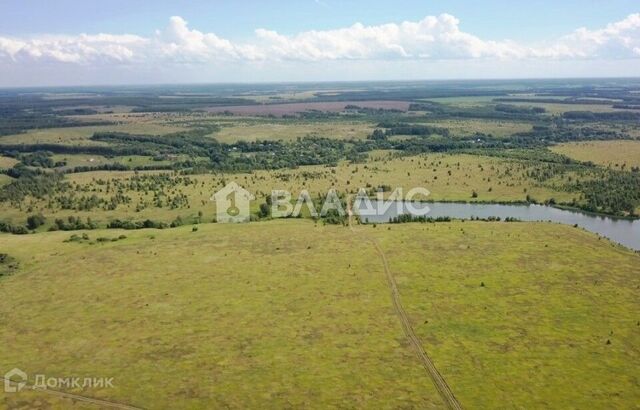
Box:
[347,204,462,409]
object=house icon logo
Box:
[211,182,254,223]
[4,368,27,393]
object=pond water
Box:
[355,200,640,251]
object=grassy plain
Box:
[371,221,640,408]
[0,174,12,187]
[69,112,189,130]
[422,96,635,114]
[49,154,199,169]
[506,101,631,114]
[551,140,640,168]
[0,220,638,408]
[424,119,533,138]
[0,156,18,169]
[0,221,443,409]
[0,122,186,146]
[238,90,319,103]
[0,156,15,186]
[624,125,640,139]
[421,96,502,106]
[202,101,410,116]
[212,120,375,143]
[238,152,572,204]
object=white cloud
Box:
[547,13,640,59]
[252,14,533,61]
[0,13,639,66]
[155,16,240,61]
[0,33,147,64]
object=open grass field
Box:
[235,90,320,103]
[624,125,640,139]
[211,120,375,143]
[0,122,186,146]
[551,140,640,169]
[237,152,572,203]
[424,119,533,138]
[52,105,134,114]
[49,154,201,170]
[69,112,188,130]
[0,127,112,146]
[421,96,500,106]
[0,156,16,186]
[372,221,640,408]
[0,174,13,187]
[203,101,410,116]
[204,115,532,142]
[0,220,638,408]
[506,101,632,114]
[421,96,636,115]
[0,155,18,169]
[0,220,443,409]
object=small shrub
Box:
[26,214,46,230]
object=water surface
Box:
[355,200,640,251]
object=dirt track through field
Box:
[347,203,462,410]
[1,377,143,410]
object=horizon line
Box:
[2,76,640,91]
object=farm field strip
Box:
[551,140,640,168]
[211,120,376,143]
[202,100,410,116]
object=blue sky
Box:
[0,1,638,86]
[1,0,638,40]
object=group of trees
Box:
[107,219,169,230]
[50,216,99,231]
[0,221,29,234]
[0,168,65,205]
[510,124,628,145]
[389,215,452,223]
[16,151,63,168]
[407,102,546,121]
[569,171,640,216]
[26,214,46,229]
[0,105,106,137]
[369,123,450,140]
[495,104,545,115]
[0,213,46,234]
[563,111,640,122]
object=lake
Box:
[355,200,640,251]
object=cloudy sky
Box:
[0,0,639,87]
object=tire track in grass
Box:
[1,377,143,409]
[347,202,462,410]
